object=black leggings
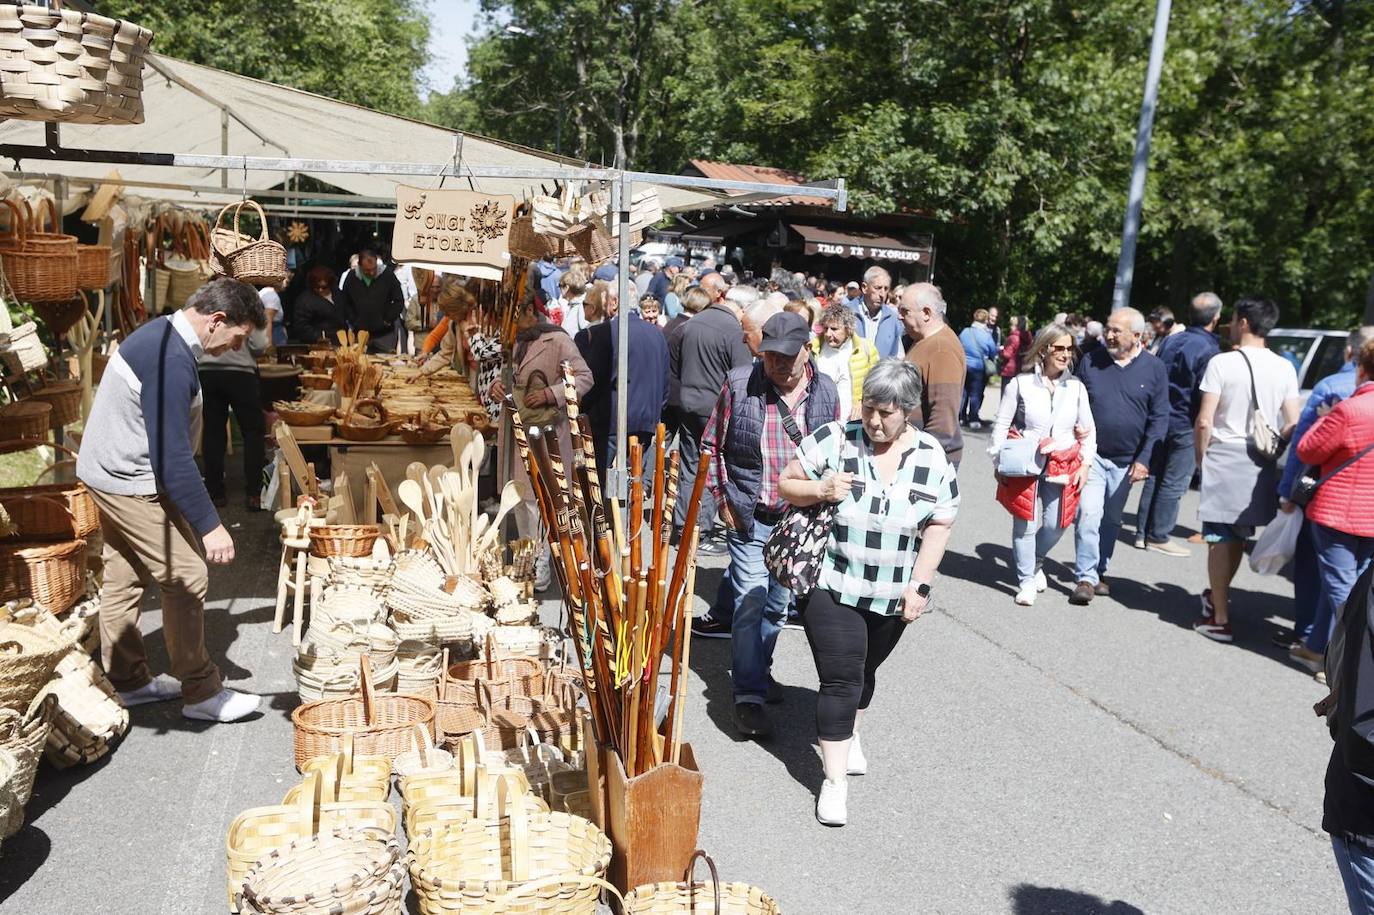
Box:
[803,588,908,741]
[199,369,265,501]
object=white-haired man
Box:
[1069,307,1169,604]
[899,283,965,465]
[846,265,902,359]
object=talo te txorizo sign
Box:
[392,186,516,274]
[805,240,930,265]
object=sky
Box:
[422,0,482,98]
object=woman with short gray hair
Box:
[778,357,960,827]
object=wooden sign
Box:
[392,186,515,276]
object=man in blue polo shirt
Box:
[1070,306,1169,604]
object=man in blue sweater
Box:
[1070,307,1169,604]
[77,278,266,723]
[846,266,903,359]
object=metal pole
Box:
[1111,0,1171,313]
[614,174,632,501]
[220,110,229,188]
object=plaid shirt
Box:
[703,364,818,513]
[796,420,960,615]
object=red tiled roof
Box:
[686,159,829,206]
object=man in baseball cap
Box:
[649,254,684,302]
[697,309,842,737]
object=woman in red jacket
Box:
[1296,339,1374,667]
[999,316,1031,379]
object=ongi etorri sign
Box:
[392,186,516,273]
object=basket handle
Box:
[298,769,321,835]
[494,874,625,911]
[439,646,451,690]
[25,196,57,235]
[496,771,531,882]
[359,652,374,725]
[0,440,80,461]
[319,748,346,802]
[685,849,724,913]
[340,732,355,775]
[233,199,271,244]
[0,197,27,246]
[475,678,495,727]
[412,722,432,768]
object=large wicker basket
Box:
[0,198,77,304]
[76,243,112,290]
[212,200,287,287]
[0,694,54,838]
[623,851,783,915]
[239,827,405,915]
[0,399,52,440]
[291,655,436,770]
[0,482,99,540]
[308,524,380,559]
[0,3,152,124]
[0,537,86,614]
[27,380,82,426]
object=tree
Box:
[98,0,432,117]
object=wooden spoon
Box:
[450,423,474,472]
[397,479,427,522]
[478,481,525,550]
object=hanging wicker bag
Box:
[291,654,436,771]
[0,399,52,441]
[0,483,99,541]
[27,379,82,426]
[76,242,112,290]
[0,2,152,125]
[0,537,87,614]
[624,850,783,915]
[238,827,405,915]
[211,200,287,287]
[408,771,611,915]
[0,616,72,714]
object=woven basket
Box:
[212,200,287,287]
[225,771,397,912]
[282,750,390,806]
[0,693,54,830]
[291,655,436,770]
[392,721,457,782]
[76,243,111,289]
[272,400,334,427]
[0,616,72,714]
[28,380,82,426]
[0,399,51,440]
[0,199,77,304]
[439,679,535,753]
[408,772,611,915]
[308,524,380,559]
[313,585,387,625]
[507,214,555,261]
[488,624,561,660]
[0,746,18,844]
[0,321,49,374]
[32,296,87,335]
[0,482,99,541]
[0,3,151,125]
[300,733,393,788]
[239,827,405,915]
[623,851,782,915]
[299,373,334,391]
[0,537,86,614]
[35,646,129,768]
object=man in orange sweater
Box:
[900,283,966,466]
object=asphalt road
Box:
[0,413,1343,914]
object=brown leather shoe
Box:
[1069,581,1095,605]
[1094,579,1110,597]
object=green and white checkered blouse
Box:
[795,420,960,616]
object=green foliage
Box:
[98,0,432,116]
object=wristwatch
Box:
[914,582,932,599]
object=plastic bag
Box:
[1249,508,1302,576]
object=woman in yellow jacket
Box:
[811,302,880,421]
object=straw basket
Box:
[0,747,19,844]
[28,380,82,426]
[392,722,455,780]
[393,638,442,698]
[0,694,54,829]
[239,827,405,915]
[444,643,543,705]
[0,616,72,714]
[272,400,334,427]
[291,655,436,770]
[300,733,393,789]
[225,770,397,912]
[507,214,555,260]
[0,484,97,540]
[0,321,48,374]
[308,524,380,559]
[36,647,129,768]
[0,3,151,124]
[438,679,534,753]
[0,199,77,304]
[76,243,111,289]
[212,200,287,287]
[408,772,612,915]
[282,750,389,806]
[0,399,51,440]
[0,537,87,614]
[623,851,781,915]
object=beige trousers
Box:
[88,489,221,705]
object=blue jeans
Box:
[1333,835,1374,915]
[1012,481,1068,587]
[727,518,790,703]
[707,573,737,625]
[1306,523,1374,654]
[1074,456,1133,584]
[960,367,986,424]
[1293,518,1320,642]
[1136,428,1195,542]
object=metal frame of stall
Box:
[0,136,848,497]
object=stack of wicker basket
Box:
[0,487,95,615]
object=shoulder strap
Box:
[774,390,804,446]
[1315,441,1374,489]
[1238,349,1262,412]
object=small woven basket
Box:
[0,484,97,540]
[291,654,436,770]
[308,524,380,559]
[239,827,405,915]
[0,616,73,714]
[28,380,82,426]
[0,694,54,829]
[0,399,51,440]
[272,400,334,427]
[212,200,287,286]
[0,537,87,614]
[0,321,49,375]
[76,243,112,289]
[36,646,129,768]
[623,851,782,915]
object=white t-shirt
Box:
[815,338,853,407]
[1198,346,1299,444]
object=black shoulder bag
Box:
[1291,441,1374,509]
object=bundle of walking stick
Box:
[508,361,710,777]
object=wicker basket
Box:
[0,399,51,440]
[28,380,82,426]
[0,321,49,374]
[0,199,77,304]
[272,400,334,427]
[0,3,151,125]
[0,616,72,714]
[399,422,451,445]
[300,733,393,788]
[32,296,87,335]
[0,746,18,844]
[239,827,405,915]
[0,484,98,540]
[624,851,782,915]
[35,646,129,768]
[408,772,612,915]
[0,537,87,614]
[282,750,390,806]
[0,694,54,832]
[392,721,456,780]
[225,770,397,912]
[507,213,555,260]
[291,655,436,770]
[212,200,287,287]
[76,243,112,290]
[308,524,380,559]
[336,399,389,443]
[299,373,334,391]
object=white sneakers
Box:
[1015,569,1048,606]
[847,735,867,776]
[117,673,182,707]
[182,688,262,723]
[817,778,848,826]
[1034,569,1047,592]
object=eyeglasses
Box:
[1049,345,1074,354]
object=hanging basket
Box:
[0,321,49,375]
[212,200,287,287]
[28,379,82,426]
[76,243,112,290]
[0,3,152,125]
[0,399,52,441]
[0,198,78,304]
[0,537,87,614]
